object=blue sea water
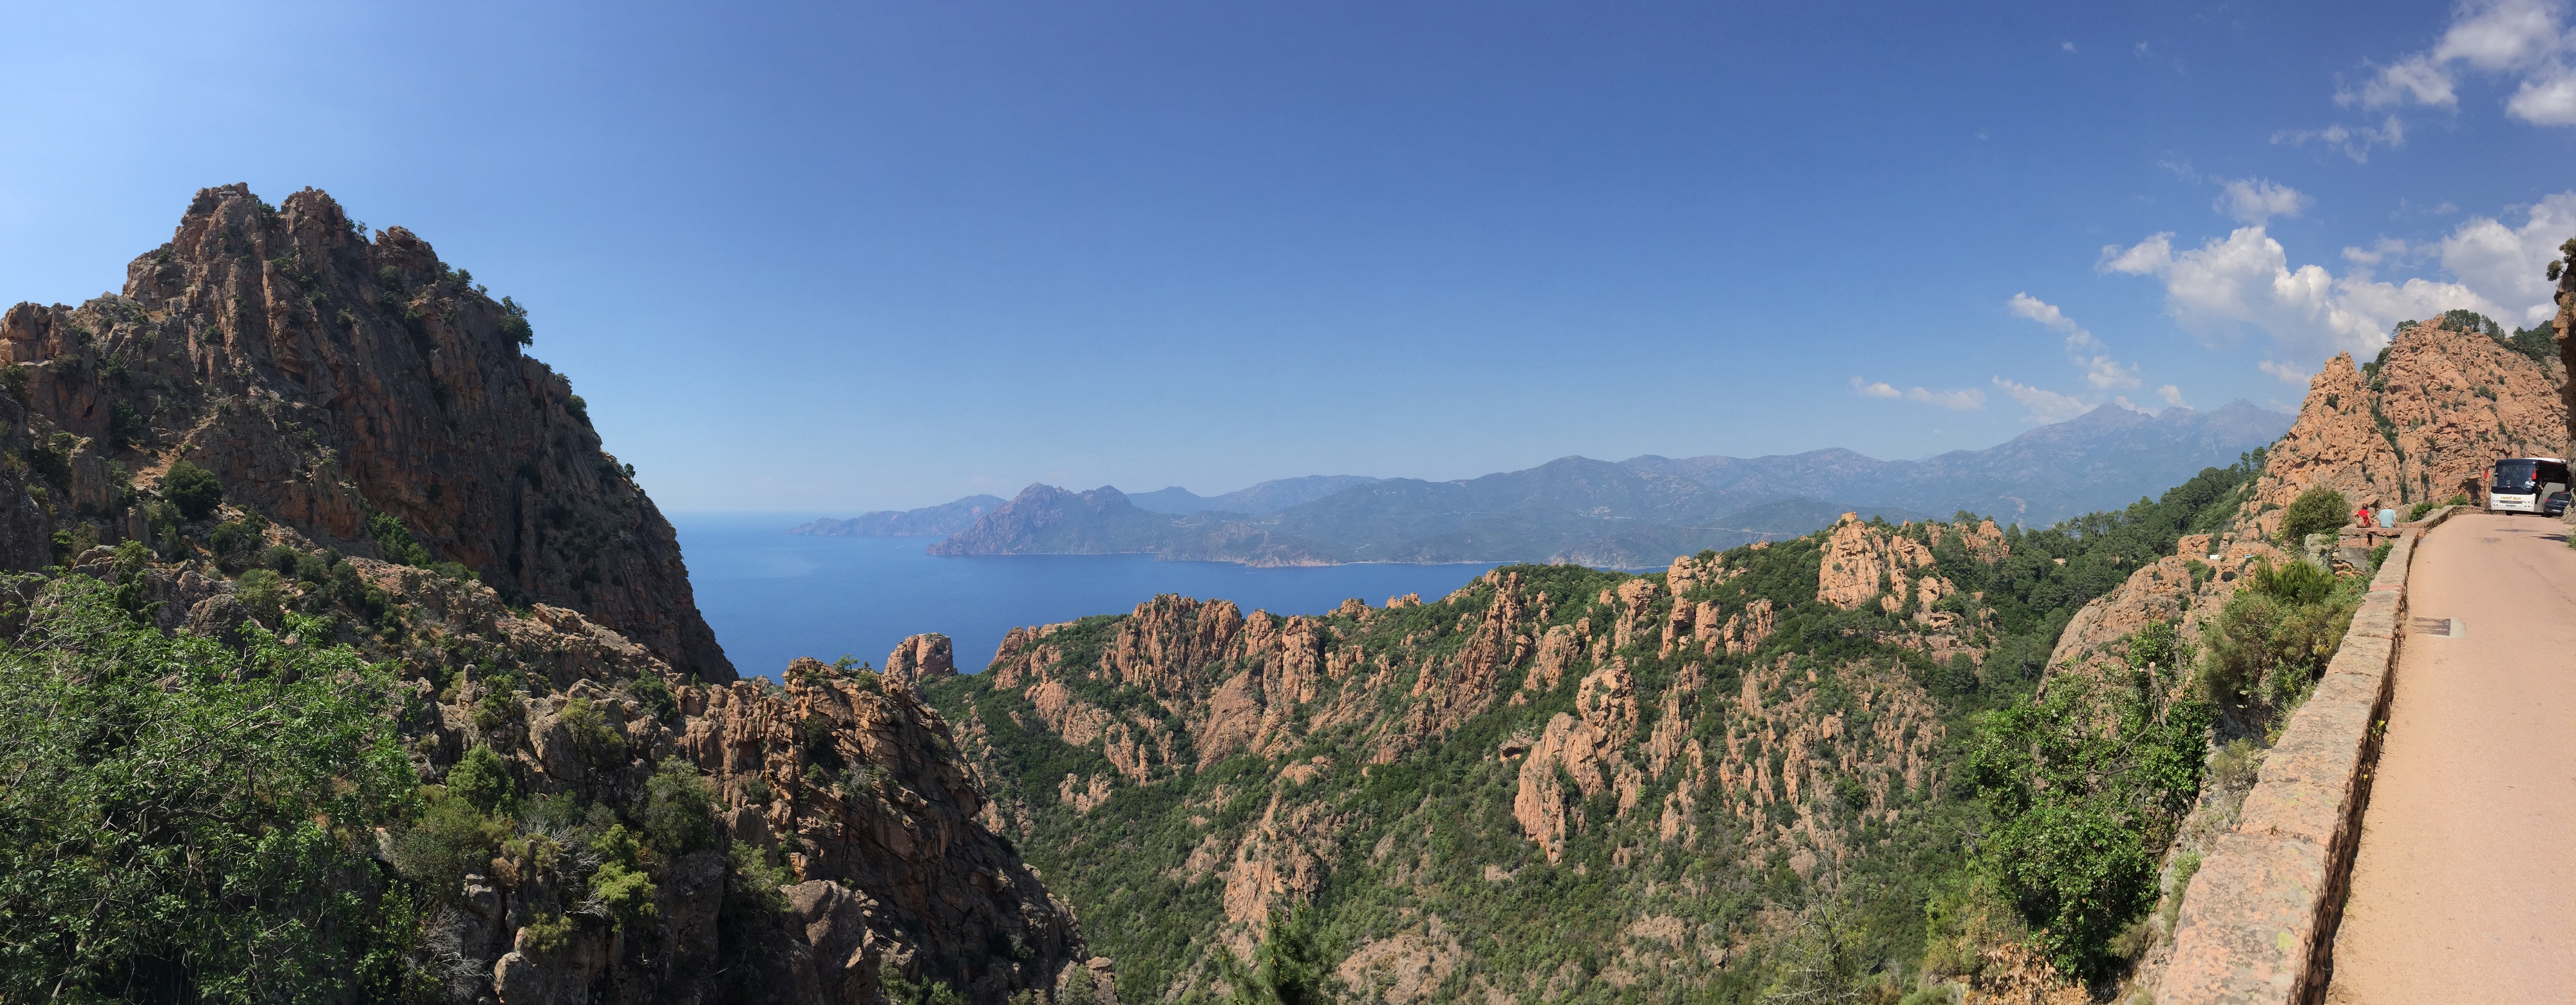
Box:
[668,513,1501,679]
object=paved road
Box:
[2329,512,2576,1004]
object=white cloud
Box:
[2007,292,2144,391]
[2157,384,2188,408]
[2436,0,2566,69]
[2357,55,2461,109]
[2062,41,2076,53]
[2342,237,2412,265]
[2351,0,2576,127]
[1991,377,2094,423]
[2271,116,2407,162]
[2431,191,2576,323]
[2508,65,2576,121]
[2258,359,2315,384]
[2098,219,2520,364]
[2215,177,2313,224]
[1851,376,1985,410]
[2007,292,2098,350]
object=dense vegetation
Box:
[0,539,782,1003]
[929,455,2269,1002]
[0,577,417,1002]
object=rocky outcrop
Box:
[0,186,1097,1004]
[884,633,956,688]
[2241,319,2570,536]
[0,185,730,679]
[929,540,1980,998]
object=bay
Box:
[669,512,1500,679]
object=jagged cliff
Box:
[2239,317,2570,537]
[0,187,1095,1004]
[0,184,728,678]
[922,488,2271,1002]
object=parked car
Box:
[2546,490,2571,517]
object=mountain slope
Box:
[923,471,2260,1003]
[1128,475,1385,515]
[790,494,1007,537]
[0,184,731,679]
[923,404,2288,567]
[1624,400,2292,524]
[0,186,1094,1005]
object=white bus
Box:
[2488,457,2571,515]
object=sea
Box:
[669,512,1501,680]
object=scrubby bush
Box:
[2202,559,2356,709]
[1969,623,2213,976]
[560,697,627,767]
[0,578,416,1000]
[366,511,433,567]
[642,759,718,857]
[162,459,223,520]
[2279,487,2349,546]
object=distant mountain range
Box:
[1125,474,1383,515]
[805,400,2293,566]
[786,494,1005,537]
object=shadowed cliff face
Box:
[0,183,732,679]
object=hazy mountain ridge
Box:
[908,402,2288,566]
[1127,474,1384,515]
[789,494,1006,537]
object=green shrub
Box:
[642,759,717,856]
[162,460,223,520]
[0,578,417,1000]
[560,697,627,766]
[2202,559,2357,708]
[2279,487,2349,546]
[445,745,517,814]
[500,296,535,346]
[1969,640,2213,976]
[236,568,286,628]
[2405,500,2438,522]
[393,792,507,906]
[28,432,74,483]
[585,825,656,932]
[366,511,433,567]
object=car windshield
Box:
[2495,460,2539,491]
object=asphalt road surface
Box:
[2328,512,2576,1004]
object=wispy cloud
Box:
[2258,359,2315,384]
[2342,0,2576,126]
[2271,117,2407,163]
[2214,177,2312,224]
[1991,377,2093,423]
[1850,376,1986,410]
[2007,292,2143,389]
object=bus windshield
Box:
[2495,460,2540,493]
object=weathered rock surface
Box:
[2241,318,2570,537]
[0,185,731,679]
[0,186,1095,1004]
[929,545,1969,999]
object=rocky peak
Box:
[886,632,956,688]
[2243,319,2570,535]
[0,184,732,679]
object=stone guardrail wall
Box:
[2154,506,2460,1004]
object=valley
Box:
[0,184,2566,1005]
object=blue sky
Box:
[5,1,2573,512]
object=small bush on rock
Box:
[2278,487,2349,547]
[162,460,223,520]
